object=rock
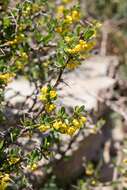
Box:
[53,133,103,186]
[59,55,118,110]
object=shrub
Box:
[0,0,99,189]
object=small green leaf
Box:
[75,105,85,113]
[0,140,4,150]
[84,29,95,40]
[3,16,10,28]
[60,107,65,115]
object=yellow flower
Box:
[91,180,97,186]
[63,0,72,3]
[20,52,28,60]
[123,159,127,164]
[67,45,81,54]
[94,21,102,28]
[39,94,47,101]
[49,90,57,99]
[59,123,68,133]
[79,116,87,127]
[38,124,50,132]
[41,86,48,94]
[65,15,73,24]
[64,10,80,24]
[64,36,72,43]
[79,40,87,48]
[85,162,94,176]
[39,86,48,101]
[16,34,25,42]
[27,163,38,171]
[5,39,17,46]
[71,10,80,21]
[72,119,80,128]
[4,33,25,46]
[66,48,74,54]
[19,24,26,31]
[45,103,56,113]
[66,61,79,70]
[0,173,10,190]
[67,127,76,136]
[57,5,64,17]
[80,116,87,123]
[8,157,20,165]
[53,121,68,133]
[55,27,63,33]
[39,86,57,102]
[32,3,41,13]
[0,73,15,83]
[15,61,24,70]
[67,40,88,54]
[86,168,94,176]
[86,41,96,51]
[53,120,62,130]
[74,44,82,52]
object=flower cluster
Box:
[8,157,20,166]
[65,10,80,24]
[64,36,72,43]
[38,114,87,136]
[67,40,88,54]
[56,7,80,33]
[56,5,65,18]
[63,0,72,3]
[27,163,38,171]
[54,4,100,73]
[38,124,50,133]
[4,34,25,46]
[66,59,80,70]
[0,173,10,190]
[15,51,28,70]
[0,73,15,84]
[56,5,80,23]
[39,86,57,113]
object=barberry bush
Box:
[0,0,100,189]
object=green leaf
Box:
[60,107,65,115]
[10,128,20,142]
[3,16,11,28]
[0,140,4,150]
[84,29,95,40]
[28,149,41,164]
[42,33,54,45]
[75,105,85,113]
